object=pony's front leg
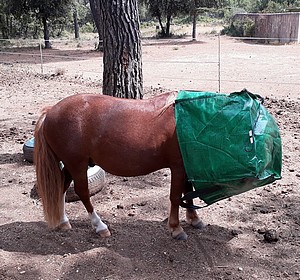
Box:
[184,181,206,229]
[186,209,206,229]
[168,170,188,240]
[57,192,72,230]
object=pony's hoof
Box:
[98,228,111,238]
[192,220,206,229]
[58,221,72,230]
[172,231,188,241]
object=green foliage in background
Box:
[0,0,94,39]
[0,0,299,40]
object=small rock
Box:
[264,229,279,243]
[231,229,242,236]
[257,228,266,234]
[283,271,289,277]
[116,204,124,209]
[137,201,147,206]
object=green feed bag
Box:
[175,89,282,206]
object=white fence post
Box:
[218,34,221,93]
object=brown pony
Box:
[34,92,204,240]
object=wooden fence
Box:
[235,12,300,43]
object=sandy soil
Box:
[0,37,299,280]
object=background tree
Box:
[187,0,219,40]
[142,0,220,38]
[88,0,103,49]
[73,2,80,39]
[143,0,187,37]
[28,0,73,48]
[5,0,73,48]
[99,0,143,99]
[0,0,94,40]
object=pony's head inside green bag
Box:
[175,89,282,206]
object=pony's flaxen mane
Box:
[157,91,177,117]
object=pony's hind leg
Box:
[184,181,205,229]
[89,211,111,237]
[57,168,73,230]
[57,192,72,230]
[72,169,111,238]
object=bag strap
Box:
[180,191,208,210]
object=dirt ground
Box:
[0,36,300,280]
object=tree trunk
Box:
[1,15,9,38]
[73,6,80,39]
[42,17,51,49]
[192,10,197,41]
[99,0,143,99]
[165,14,172,37]
[157,14,166,36]
[89,0,103,50]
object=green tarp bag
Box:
[175,89,282,206]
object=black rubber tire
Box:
[23,138,35,163]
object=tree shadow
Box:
[142,38,206,47]
[0,152,29,165]
[231,37,290,46]
[0,219,233,257]
[0,218,236,279]
[60,220,236,279]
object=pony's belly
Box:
[93,149,168,177]
[91,145,168,177]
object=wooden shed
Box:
[235,12,300,43]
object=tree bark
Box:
[42,16,51,49]
[99,0,143,99]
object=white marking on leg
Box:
[60,192,69,225]
[89,211,108,233]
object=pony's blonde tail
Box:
[34,109,65,228]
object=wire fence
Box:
[0,36,299,97]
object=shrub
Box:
[222,17,255,37]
